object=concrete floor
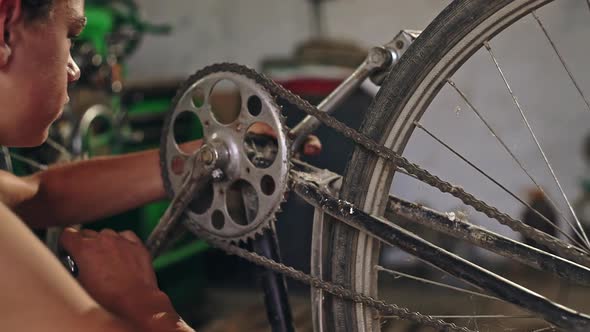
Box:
[195,264,589,332]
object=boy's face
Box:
[0,0,85,147]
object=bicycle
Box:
[59,0,590,331]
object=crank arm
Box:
[291,171,590,331]
[146,145,219,258]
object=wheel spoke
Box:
[376,265,502,301]
[486,41,590,248]
[531,11,590,112]
[447,79,588,247]
[413,121,585,249]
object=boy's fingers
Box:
[303,135,322,156]
[59,227,83,253]
[120,230,142,244]
[100,229,118,237]
[80,229,98,238]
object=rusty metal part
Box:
[291,172,590,331]
[291,159,342,195]
[385,195,590,287]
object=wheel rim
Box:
[313,1,568,330]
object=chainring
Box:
[160,67,291,242]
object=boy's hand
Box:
[247,122,322,157]
[59,228,189,331]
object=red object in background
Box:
[276,78,343,97]
[266,65,353,97]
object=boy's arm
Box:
[0,202,193,331]
[9,132,319,229]
[12,141,202,228]
[0,203,136,331]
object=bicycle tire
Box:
[312,0,557,331]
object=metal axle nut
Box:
[200,146,216,165]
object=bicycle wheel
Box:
[313,0,590,330]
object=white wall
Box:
[127,0,450,80]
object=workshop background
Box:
[8,0,590,331]
[131,1,590,329]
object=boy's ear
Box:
[0,0,22,67]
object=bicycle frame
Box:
[293,161,590,331]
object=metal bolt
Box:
[212,169,224,181]
[201,147,216,165]
[369,47,388,64]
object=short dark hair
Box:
[21,0,54,22]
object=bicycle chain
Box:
[197,63,590,267]
[175,63,590,331]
